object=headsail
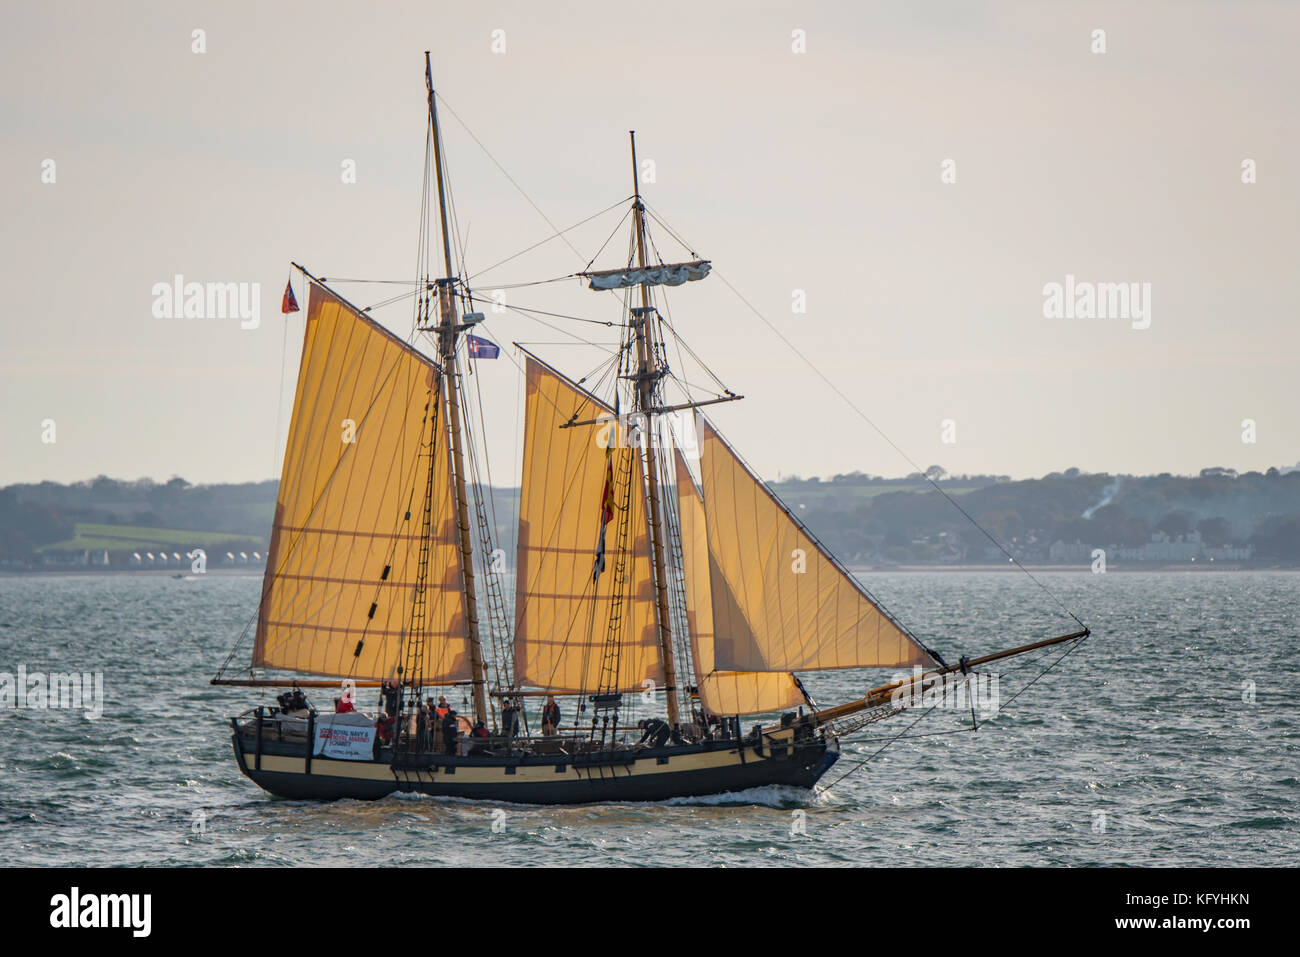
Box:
[512,355,663,693]
[698,417,934,673]
[674,450,804,715]
[253,283,472,681]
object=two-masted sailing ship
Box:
[213,55,1088,804]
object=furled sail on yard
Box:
[581,260,711,291]
[253,284,472,681]
[513,356,663,693]
[698,418,933,673]
[674,450,803,715]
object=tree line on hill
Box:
[3,466,1299,567]
[774,466,1300,564]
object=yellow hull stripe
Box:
[251,746,767,785]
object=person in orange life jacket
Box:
[426,697,444,751]
[541,695,561,735]
[435,696,450,720]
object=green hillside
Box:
[37,522,263,553]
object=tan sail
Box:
[674,450,804,716]
[513,355,663,693]
[253,283,472,681]
[698,418,933,673]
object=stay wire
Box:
[819,633,1088,791]
[712,266,1087,634]
[640,201,1085,632]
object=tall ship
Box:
[213,55,1088,804]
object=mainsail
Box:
[512,356,663,693]
[698,418,934,673]
[253,284,472,681]
[673,450,804,716]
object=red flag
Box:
[599,446,615,526]
[592,405,619,583]
[592,445,615,583]
[281,280,300,314]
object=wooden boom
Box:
[210,678,475,689]
[801,628,1089,728]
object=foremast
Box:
[627,132,682,728]
[425,51,488,727]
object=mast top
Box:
[426,51,456,283]
[629,130,641,207]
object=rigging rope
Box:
[434,90,619,277]
[638,203,1086,632]
[817,633,1089,792]
[713,266,1087,633]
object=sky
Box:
[2,0,1297,487]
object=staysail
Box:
[698,418,933,673]
[253,283,472,681]
[513,355,663,693]
[674,450,804,715]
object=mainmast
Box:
[426,51,488,726]
[628,131,681,727]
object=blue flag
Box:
[466,334,499,359]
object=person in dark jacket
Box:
[501,699,520,739]
[442,710,459,756]
[541,695,561,735]
[381,680,401,718]
[638,718,671,748]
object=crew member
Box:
[638,717,671,749]
[501,698,520,739]
[442,710,459,756]
[541,695,561,735]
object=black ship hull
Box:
[231,728,838,805]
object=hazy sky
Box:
[2,0,1297,487]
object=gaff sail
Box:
[512,355,664,693]
[673,449,804,716]
[698,417,934,673]
[252,283,473,682]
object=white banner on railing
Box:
[313,715,377,761]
